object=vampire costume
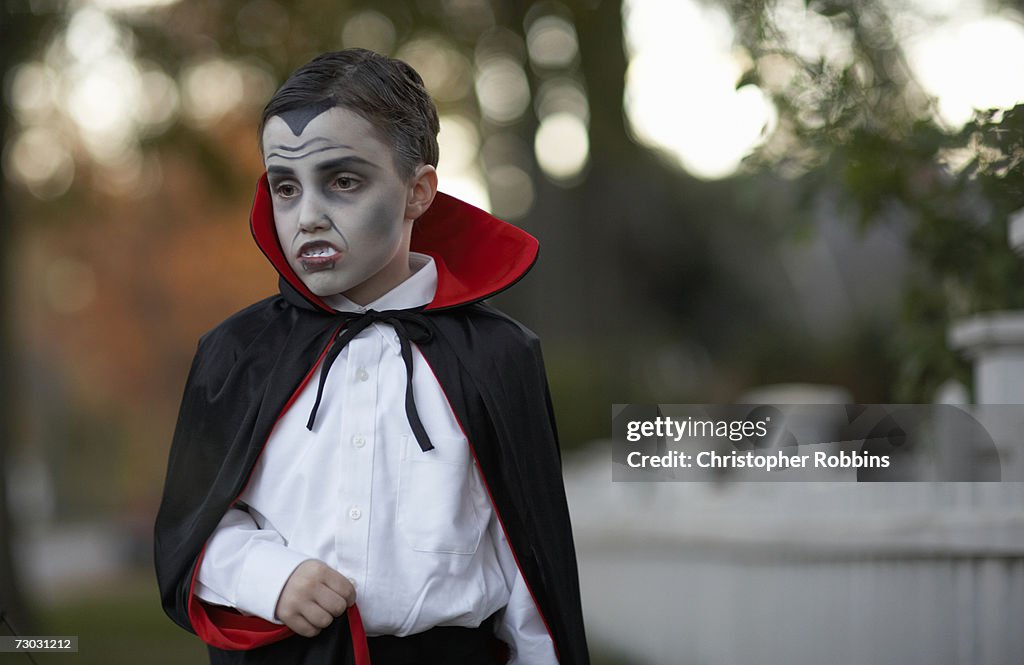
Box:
[154,175,590,665]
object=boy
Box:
[154,49,589,665]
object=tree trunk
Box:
[0,1,38,635]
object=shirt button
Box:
[349,506,362,520]
[355,368,369,382]
[352,435,366,449]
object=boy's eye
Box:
[334,176,358,190]
[275,183,299,198]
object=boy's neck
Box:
[339,259,414,306]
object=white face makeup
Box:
[263,106,424,304]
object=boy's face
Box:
[262,106,433,304]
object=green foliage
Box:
[721,0,1024,401]
[822,106,1024,400]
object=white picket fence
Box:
[568,215,1024,664]
[566,455,1024,665]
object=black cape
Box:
[154,176,590,665]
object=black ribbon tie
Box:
[305,308,436,452]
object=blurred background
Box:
[1,0,1023,662]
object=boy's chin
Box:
[307,283,350,298]
[297,272,356,298]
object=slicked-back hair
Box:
[259,49,440,179]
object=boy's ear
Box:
[405,164,438,222]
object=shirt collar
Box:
[322,252,437,314]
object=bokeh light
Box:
[437,114,480,173]
[535,78,589,124]
[440,0,495,34]
[437,114,491,212]
[10,62,60,119]
[623,0,774,179]
[396,37,473,103]
[136,64,180,135]
[621,0,1024,177]
[89,0,180,10]
[487,164,535,220]
[341,10,397,55]
[766,0,855,69]
[64,7,122,62]
[907,14,1024,128]
[480,133,534,219]
[534,112,589,182]
[66,58,142,155]
[180,59,245,125]
[475,55,532,124]
[3,3,188,198]
[527,15,579,69]
[4,128,76,199]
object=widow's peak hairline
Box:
[258,49,440,176]
[259,103,431,179]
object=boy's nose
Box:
[297,196,332,232]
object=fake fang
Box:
[299,241,341,271]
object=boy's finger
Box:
[313,586,349,616]
[321,570,357,603]
[285,615,321,638]
[301,604,335,630]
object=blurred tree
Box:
[0,0,60,634]
[7,0,787,473]
[720,0,1024,400]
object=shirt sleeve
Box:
[194,504,313,625]
[490,517,559,665]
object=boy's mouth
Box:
[297,241,342,271]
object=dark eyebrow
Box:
[266,164,296,178]
[314,156,379,172]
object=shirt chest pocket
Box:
[396,434,486,555]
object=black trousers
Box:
[208,614,505,665]
[367,615,504,665]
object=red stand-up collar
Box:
[249,173,538,312]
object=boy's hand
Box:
[275,560,356,637]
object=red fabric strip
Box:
[347,604,372,665]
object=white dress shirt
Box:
[195,253,557,664]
